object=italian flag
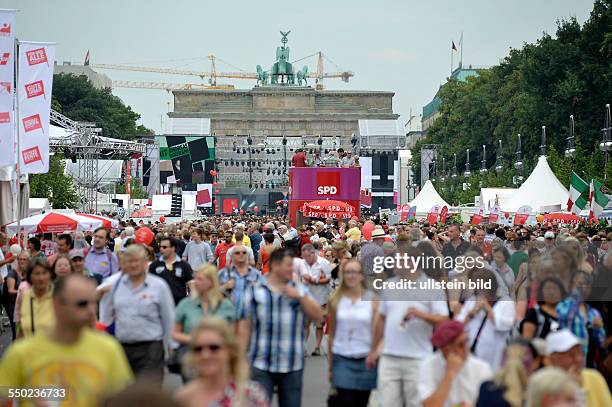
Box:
[589,179,610,220]
[567,171,588,214]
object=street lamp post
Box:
[495,139,504,173]
[464,149,471,177]
[514,134,524,185]
[565,115,576,158]
[540,125,547,156]
[600,104,612,180]
[247,135,253,189]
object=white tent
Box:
[502,156,569,213]
[409,180,450,212]
[479,188,517,210]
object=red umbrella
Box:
[302,200,355,219]
[77,213,119,228]
[543,212,584,223]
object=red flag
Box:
[439,206,449,223]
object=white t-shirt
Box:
[294,256,331,305]
[456,297,515,371]
[379,275,449,359]
[332,293,375,357]
[419,353,493,407]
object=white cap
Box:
[544,231,555,239]
[536,236,545,242]
[545,329,581,355]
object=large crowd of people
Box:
[0,215,611,406]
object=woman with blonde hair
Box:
[171,264,236,380]
[327,259,379,407]
[175,317,269,407]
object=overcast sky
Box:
[5,0,595,134]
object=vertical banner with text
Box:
[0,10,16,167]
[17,41,55,174]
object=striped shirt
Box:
[218,265,264,314]
[238,280,310,373]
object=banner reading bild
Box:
[289,167,361,201]
[0,10,16,167]
[17,41,55,174]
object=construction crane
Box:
[111,80,235,91]
[92,53,353,90]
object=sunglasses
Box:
[192,343,223,353]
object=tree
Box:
[29,153,79,209]
[411,0,612,190]
[115,178,148,199]
[52,73,153,140]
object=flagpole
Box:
[14,38,20,245]
[450,41,454,75]
[460,32,464,69]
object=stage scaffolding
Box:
[49,109,146,213]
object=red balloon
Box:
[362,221,376,241]
[159,216,166,223]
[135,227,154,245]
[212,181,217,186]
[215,189,220,194]
[253,206,259,212]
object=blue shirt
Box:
[99,273,175,345]
[84,247,119,278]
[238,280,311,373]
[218,265,264,313]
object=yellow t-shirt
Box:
[231,234,252,247]
[582,368,612,407]
[20,287,55,338]
[0,329,133,407]
[345,227,362,242]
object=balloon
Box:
[253,206,259,212]
[362,221,375,241]
[134,227,154,245]
[215,189,220,194]
[212,181,217,186]
[536,214,544,223]
[9,244,21,256]
[159,216,166,223]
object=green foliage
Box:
[115,178,149,199]
[412,0,612,190]
[29,153,79,209]
[52,73,153,140]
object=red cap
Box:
[431,320,464,349]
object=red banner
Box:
[401,204,410,221]
[513,205,531,225]
[489,205,500,223]
[439,206,449,223]
[471,207,485,225]
[427,204,441,224]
